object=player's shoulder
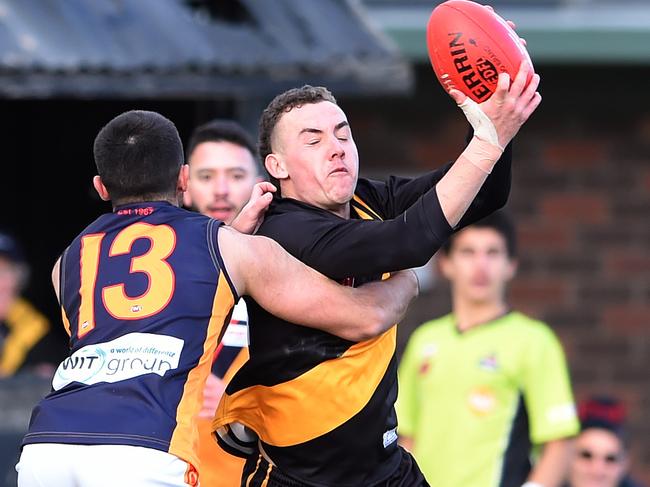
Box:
[409,314,455,345]
[502,311,560,344]
[258,197,340,240]
[353,178,388,213]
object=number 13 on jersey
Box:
[77,223,177,338]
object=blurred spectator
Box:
[183,119,264,487]
[0,231,49,378]
[566,397,644,487]
[397,211,579,487]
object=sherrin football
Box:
[426,0,533,102]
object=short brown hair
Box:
[258,85,337,162]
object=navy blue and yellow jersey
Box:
[23,201,237,469]
[215,146,512,487]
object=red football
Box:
[426,0,533,102]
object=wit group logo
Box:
[52,332,184,390]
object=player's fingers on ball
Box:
[509,63,530,97]
[483,5,494,12]
[492,72,510,102]
[522,92,542,120]
[517,72,540,108]
[519,37,527,46]
[448,88,467,105]
[506,20,516,30]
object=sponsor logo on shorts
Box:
[52,332,184,390]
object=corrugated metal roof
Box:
[0,0,412,98]
[362,0,650,64]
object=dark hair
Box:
[442,210,517,258]
[258,85,337,187]
[579,396,628,446]
[186,119,261,174]
[93,110,183,204]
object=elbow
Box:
[345,310,390,342]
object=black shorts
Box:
[240,447,429,487]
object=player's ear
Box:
[265,153,288,181]
[177,164,189,193]
[92,175,110,201]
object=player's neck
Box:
[453,297,508,332]
[112,194,180,209]
[281,185,350,218]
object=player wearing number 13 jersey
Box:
[16,110,418,487]
[24,203,233,467]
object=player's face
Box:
[272,101,359,216]
[569,429,628,487]
[440,227,515,305]
[185,141,259,224]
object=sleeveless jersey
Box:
[23,201,237,469]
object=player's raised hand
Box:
[447,64,540,150]
[230,181,277,234]
[479,63,541,148]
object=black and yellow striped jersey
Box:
[216,148,511,486]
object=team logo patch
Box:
[468,386,497,416]
[418,344,438,375]
[52,332,184,390]
[478,353,499,372]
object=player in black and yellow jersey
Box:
[16,110,418,487]
[215,68,541,487]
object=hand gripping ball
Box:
[427,0,533,102]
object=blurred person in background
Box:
[183,119,265,486]
[397,211,579,487]
[566,397,644,487]
[0,230,50,378]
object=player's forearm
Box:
[350,270,419,341]
[527,438,574,487]
[455,141,511,229]
[435,137,504,228]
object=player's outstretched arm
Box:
[218,226,418,342]
[437,63,541,227]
